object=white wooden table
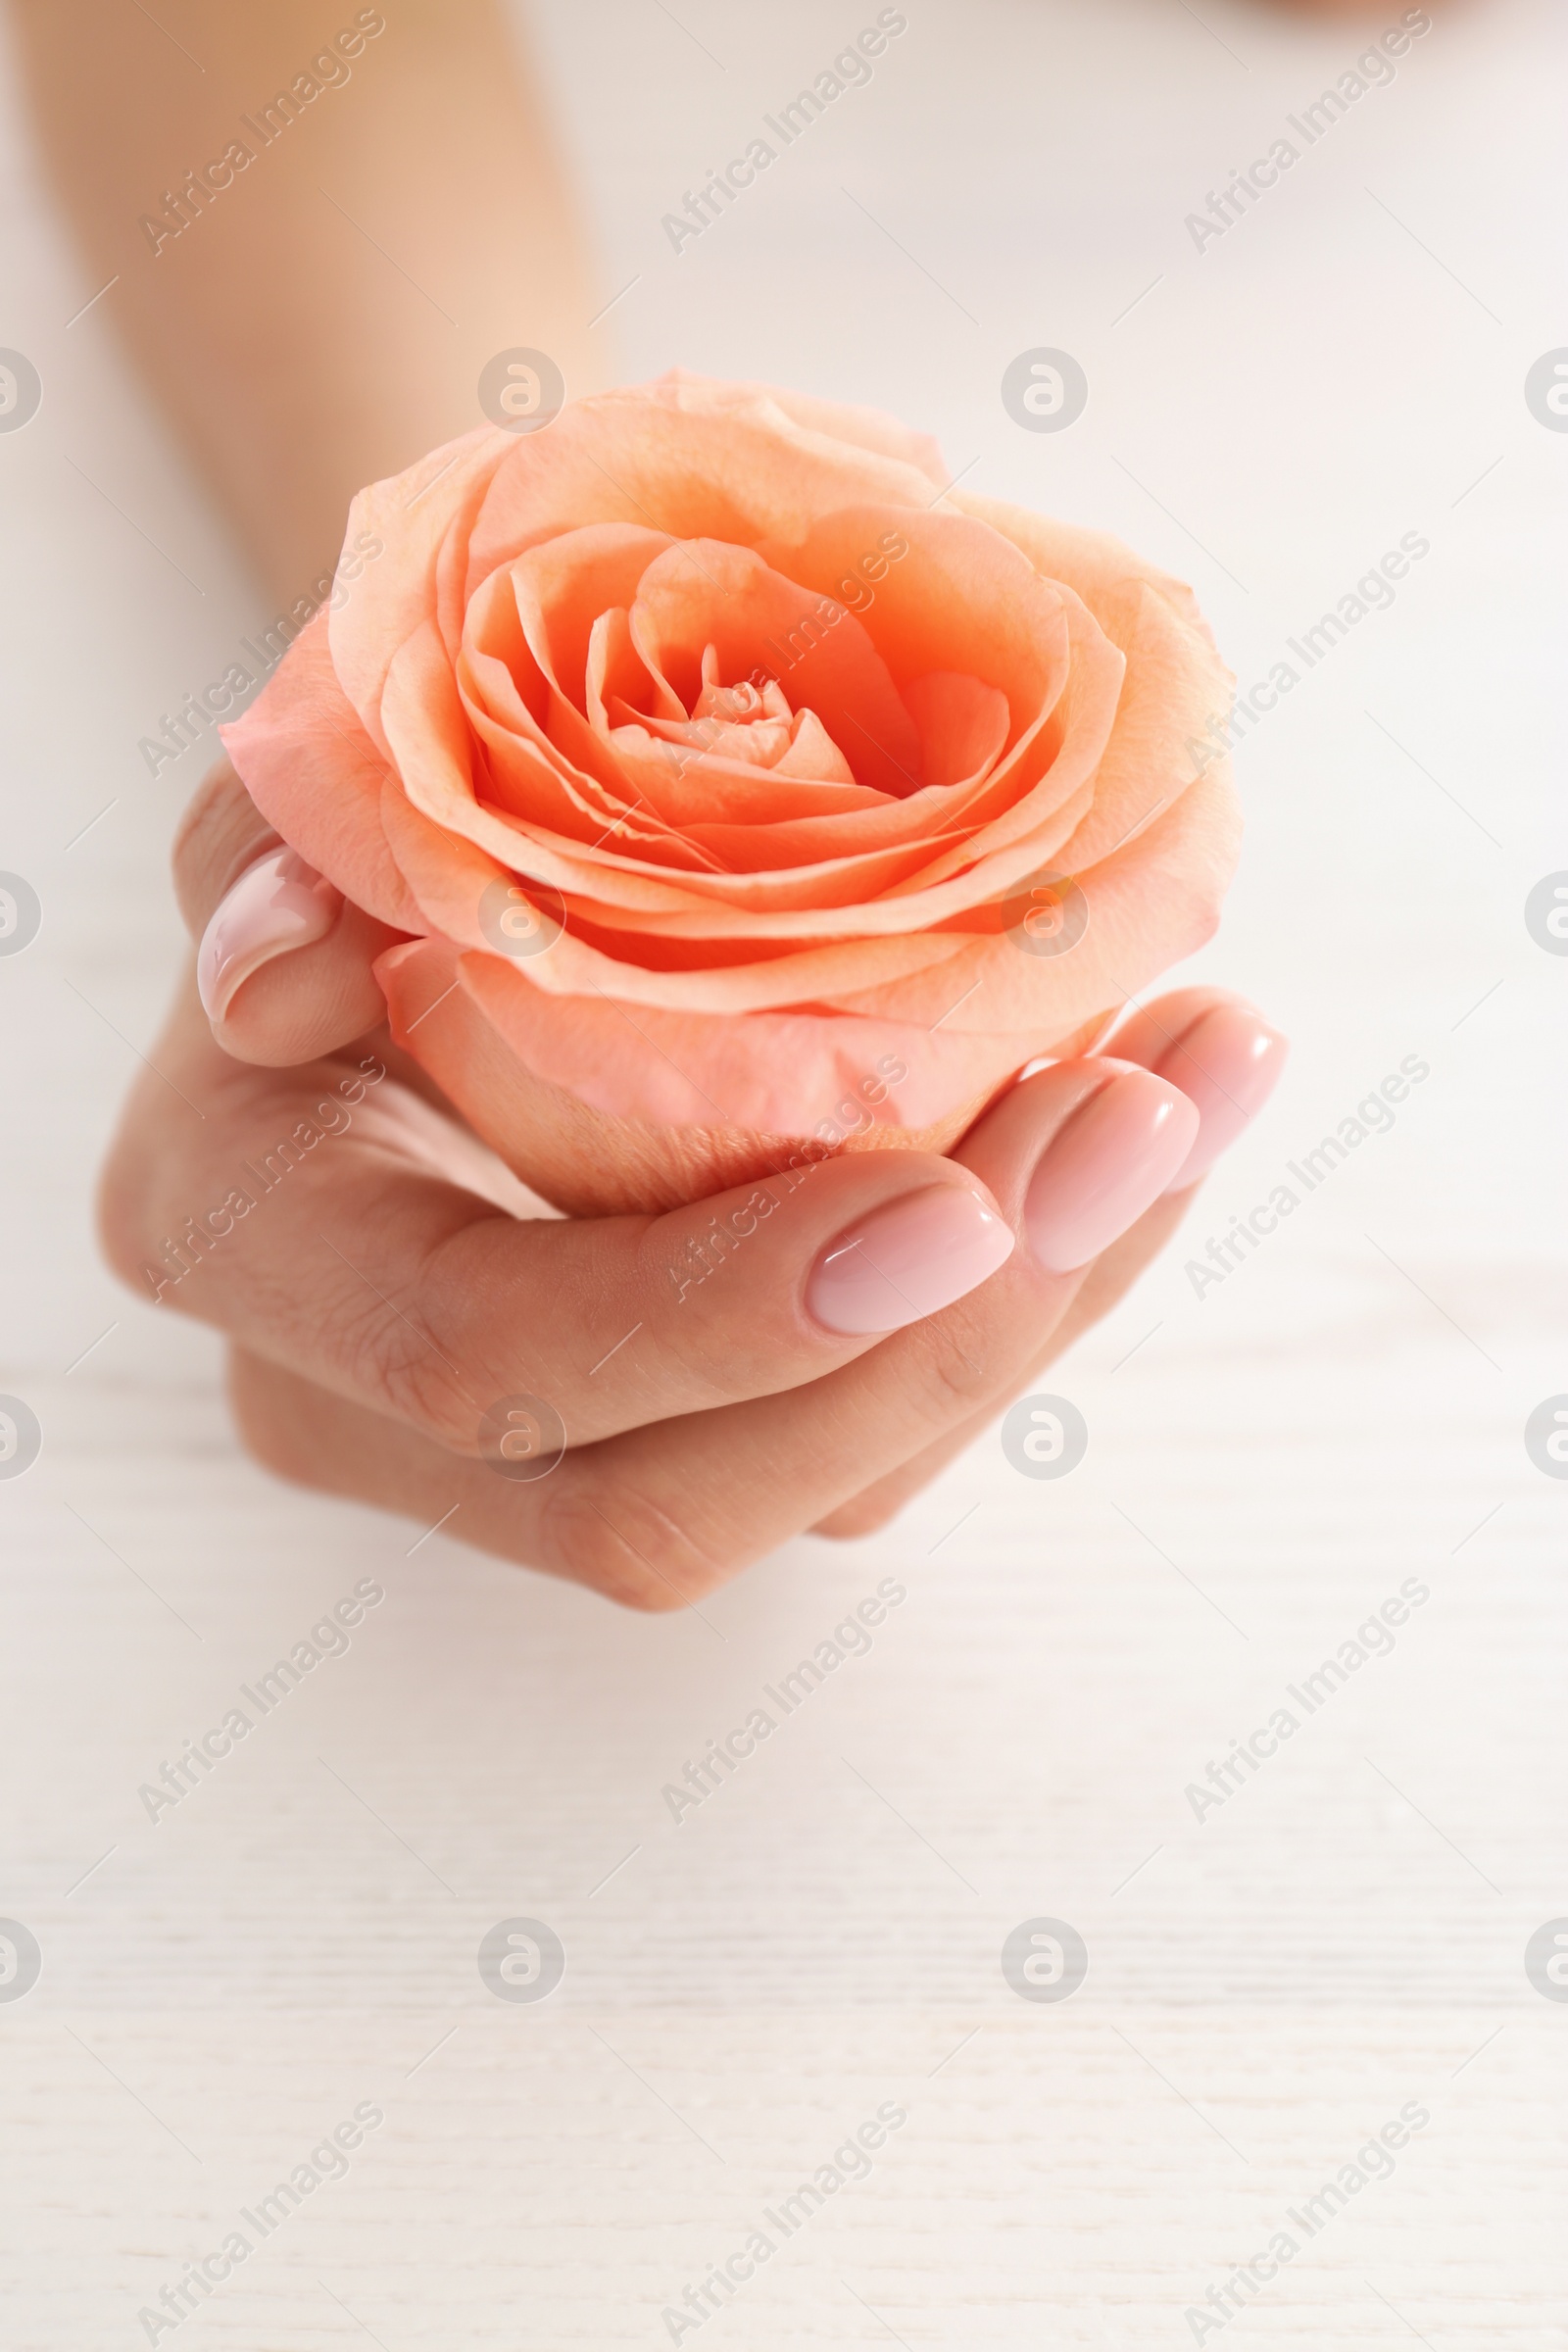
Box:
[2,0,1564,2342]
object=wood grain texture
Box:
[0,0,1564,2343]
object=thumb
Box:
[174,760,403,1064]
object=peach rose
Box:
[222,372,1239,1215]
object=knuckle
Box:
[342,1300,478,1450]
[538,1480,729,1612]
[904,1323,999,1424]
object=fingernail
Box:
[197,847,340,1020]
[1025,1066,1199,1274]
[1154,1005,1290,1192]
[807,1183,1015,1336]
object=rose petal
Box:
[220,610,421,930]
[903,672,1011,790]
[625,538,922,795]
[329,426,510,756]
[655,368,951,490]
[451,949,1036,1133]
[227,373,1243,1210]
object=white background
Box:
[1,0,1565,2342]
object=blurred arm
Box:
[10,0,603,598]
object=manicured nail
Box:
[1154,1005,1290,1192]
[197,847,340,1020]
[1024,1065,1199,1274]
[807,1183,1014,1336]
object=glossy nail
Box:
[807,1183,1014,1336]
[1024,1065,1199,1274]
[1155,1004,1290,1192]
[197,847,341,1020]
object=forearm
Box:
[10,0,603,600]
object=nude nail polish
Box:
[1024,1066,1199,1274]
[197,847,340,1020]
[807,1183,1015,1336]
[1155,1005,1290,1192]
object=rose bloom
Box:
[223,373,1238,1215]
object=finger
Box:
[1103,988,1289,1189]
[531,1059,1197,1600]
[224,1347,705,1613]
[222,1055,1196,1607]
[174,760,399,1063]
[108,1006,1017,1450]
[226,1168,1193,1597]
[816,992,1290,1536]
[811,1185,1194,1539]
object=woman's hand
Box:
[97,766,1286,1610]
